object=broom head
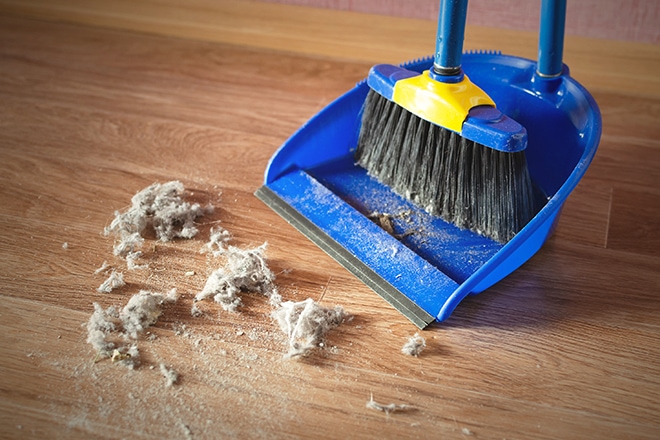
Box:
[356,64,536,242]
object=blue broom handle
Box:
[433,0,468,77]
[538,0,567,77]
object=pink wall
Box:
[259,0,659,44]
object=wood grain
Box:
[0,2,659,439]
[1,0,659,96]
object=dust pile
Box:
[271,298,346,358]
[401,333,426,357]
[86,289,178,368]
[104,180,212,268]
[89,180,349,372]
[195,243,281,312]
[366,393,413,414]
[96,270,125,293]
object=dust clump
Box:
[94,260,111,275]
[105,181,207,241]
[104,181,211,267]
[160,363,179,387]
[195,243,281,312]
[97,270,125,293]
[111,345,140,368]
[401,333,426,357]
[112,231,145,258]
[126,250,148,270]
[86,303,121,359]
[366,393,413,414]
[368,210,416,239]
[86,289,178,368]
[202,225,232,256]
[190,303,203,318]
[368,212,396,235]
[271,298,346,358]
[121,289,178,339]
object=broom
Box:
[355,0,536,243]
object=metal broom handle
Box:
[538,0,567,77]
[433,0,468,78]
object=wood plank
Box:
[607,189,660,257]
[0,0,659,96]
[551,182,611,248]
[2,295,658,439]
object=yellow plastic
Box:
[392,71,495,133]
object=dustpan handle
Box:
[537,0,567,77]
[433,0,468,79]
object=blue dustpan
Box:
[255,3,601,328]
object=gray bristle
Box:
[355,90,536,243]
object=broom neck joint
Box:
[430,65,464,83]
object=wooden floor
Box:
[0,1,659,438]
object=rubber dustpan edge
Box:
[255,185,436,328]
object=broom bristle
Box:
[355,90,536,243]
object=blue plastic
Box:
[259,52,601,325]
[365,64,417,101]
[462,105,527,152]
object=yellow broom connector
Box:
[364,63,527,153]
[392,70,495,134]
